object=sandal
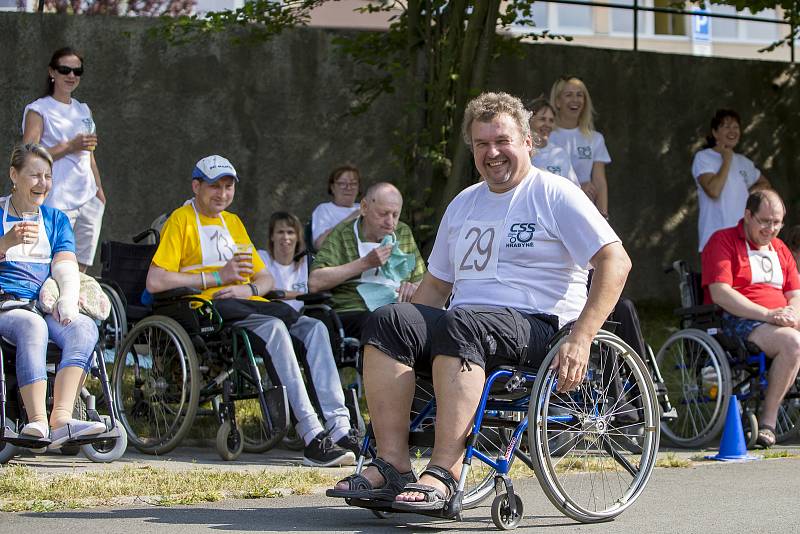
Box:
[392,465,457,512]
[326,457,417,501]
[756,426,776,449]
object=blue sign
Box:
[693,10,711,42]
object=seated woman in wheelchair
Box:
[258,211,308,311]
[329,92,631,511]
[0,143,103,446]
[702,189,800,448]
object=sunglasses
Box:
[54,65,84,76]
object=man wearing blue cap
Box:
[146,155,360,466]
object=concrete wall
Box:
[1,13,799,302]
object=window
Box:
[654,0,686,36]
[556,0,592,31]
[610,0,649,34]
[743,8,779,41]
[710,4,737,39]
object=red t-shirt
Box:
[702,220,800,308]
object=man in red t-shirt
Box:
[702,189,800,447]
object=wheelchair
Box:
[0,307,128,464]
[338,325,660,529]
[656,260,800,448]
[100,235,290,461]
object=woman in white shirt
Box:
[549,76,611,218]
[259,212,309,311]
[310,165,361,251]
[691,109,770,251]
[527,98,579,186]
[22,47,105,272]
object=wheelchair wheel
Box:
[529,331,660,523]
[776,382,800,443]
[99,281,127,364]
[216,420,244,461]
[655,329,732,447]
[491,492,523,530]
[113,315,200,455]
[0,442,19,464]
[237,354,286,454]
[81,415,128,463]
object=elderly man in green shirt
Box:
[309,182,426,340]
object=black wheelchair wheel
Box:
[98,282,127,365]
[655,329,731,448]
[237,353,286,453]
[491,493,523,530]
[113,315,200,455]
[530,331,660,523]
[216,420,245,461]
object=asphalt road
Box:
[3,456,798,534]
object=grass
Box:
[0,464,338,512]
[761,449,800,459]
[655,452,692,468]
[637,299,678,358]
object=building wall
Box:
[1,13,798,302]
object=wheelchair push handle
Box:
[132,228,160,244]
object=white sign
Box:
[692,9,712,56]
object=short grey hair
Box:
[461,92,532,149]
[10,143,53,171]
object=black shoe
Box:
[336,428,362,457]
[303,433,355,467]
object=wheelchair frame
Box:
[341,329,660,529]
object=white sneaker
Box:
[50,419,106,447]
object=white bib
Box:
[180,200,237,272]
[355,219,399,288]
[747,241,783,288]
[454,219,504,281]
[2,198,51,264]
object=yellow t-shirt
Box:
[152,204,267,301]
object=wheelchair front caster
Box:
[216,421,244,461]
[491,493,523,530]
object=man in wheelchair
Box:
[145,155,359,466]
[702,189,800,447]
[329,92,631,512]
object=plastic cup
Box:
[81,118,97,151]
[21,211,39,254]
[235,243,253,260]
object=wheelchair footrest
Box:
[346,497,462,520]
[59,426,124,446]
[1,433,51,448]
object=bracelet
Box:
[200,272,207,290]
[248,282,259,297]
[212,271,223,287]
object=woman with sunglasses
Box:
[549,76,610,218]
[311,164,361,251]
[22,47,105,273]
[692,109,771,252]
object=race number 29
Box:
[458,227,495,272]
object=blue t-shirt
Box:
[0,205,75,299]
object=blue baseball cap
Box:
[192,155,240,183]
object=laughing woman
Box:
[0,144,103,447]
[692,109,771,252]
[549,76,611,218]
[22,47,105,272]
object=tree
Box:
[29,0,194,16]
[156,0,566,243]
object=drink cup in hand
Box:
[81,118,97,151]
[235,243,253,260]
[21,211,39,255]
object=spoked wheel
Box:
[235,353,287,454]
[98,282,127,365]
[655,329,732,447]
[408,378,500,509]
[776,381,800,443]
[530,331,660,523]
[113,316,200,455]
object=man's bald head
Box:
[744,188,785,247]
[360,182,403,242]
[745,189,784,217]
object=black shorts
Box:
[362,303,559,373]
[213,298,300,327]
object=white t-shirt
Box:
[22,96,97,210]
[259,250,308,312]
[691,148,760,251]
[549,127,611,185]
[531,143,580,186]
[428,168,620,326]
[311,201,359,243]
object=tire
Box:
[112,315,200,455]
[216,420,244,461]
[99,282,127,366]
[529,331,660,523]
[491,493,523,530]
[655,329,732,448]
[0,441,19,464]
[281,426,305,451]
[776,382,800,443]
[81,415,128,463]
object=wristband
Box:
[212,271,223,287]
[248,283,259,297]
[200,272,207,290]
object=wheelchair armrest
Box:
[265,290,287,300]
[152,287,200,302]
[297,292,333,305]
[674,304,720,317]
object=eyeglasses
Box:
[752,214,784,231]
[335,181,359,189]
[54,65,84,76]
